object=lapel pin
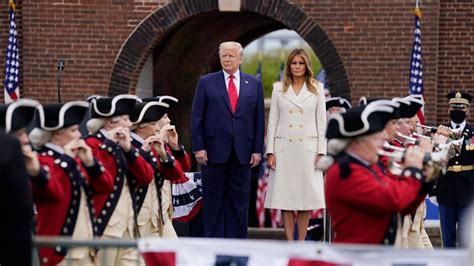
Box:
[245,80,249,84]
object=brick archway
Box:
[108,0,350,146]
[108,0,350,99]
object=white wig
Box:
[86,118,106,134]
[29,128,52,150]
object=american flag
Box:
[255,62,262,80]
[408,8,425,124]
[316,68,331,99]
[316,69,329,90]
[256,155,282,228]
[3,0,20,103]
[277,62,284,81]
[256,155,268,227]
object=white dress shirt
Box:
[451,120,466,130]
[223,69,240,96]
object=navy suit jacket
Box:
[191,70,264,165]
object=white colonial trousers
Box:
[264,81,327,211]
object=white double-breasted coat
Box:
[264,81,327,210]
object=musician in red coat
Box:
[324,100,431,245]
[85,95,154,265]
[156,96,200,222]
[142,96,195,236]
[130,100,184,238]
[29,101,113,265]
[379,96,424,169]
[377,97,434,248]
[144,96,192,172]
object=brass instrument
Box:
[413,132,431,140]
[378,147,448,166]
[377,149,404,175]
[450,127,464,139]
[411,124,465,159]
[383,142,405,152]
[396,132,419,145]
[416,123,437,133]
[393,132,461,160]
[416,123,464,139]
[447,137,464,159]
[377,143,449,181]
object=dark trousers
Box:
[439,203,468,248]
[202,148,251,238]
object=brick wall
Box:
[0,0,472,126]
[293,0,442,124]
[17,0,167,103]
[436,0,474,124]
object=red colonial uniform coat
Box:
[167,144,192,172]
[325,153,427,244]
[130,137,184,215]
[32,146,113,265]
[85,131,154,236]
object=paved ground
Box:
[248,226,443,248]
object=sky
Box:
[243,29,309,55]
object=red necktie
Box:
[228,74,238,113]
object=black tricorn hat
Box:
[358,96,387,106]
[447,90,472,107]
[130,101,170,124]
[392,96,423,119]
[0,99,40,133]
[142,95,178,110]
[326,97,352,110]
[326,100,399,139]
[90,94,139,118]
[34,101,89,131]
[86,95,102,102]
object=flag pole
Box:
[56,59,64,103]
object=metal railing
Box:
[33,236,139,266]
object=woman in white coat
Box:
[265,48,327,241]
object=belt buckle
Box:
[452,165,462,172]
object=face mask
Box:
[450,110,466,124]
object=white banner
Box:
[138,238,472,266]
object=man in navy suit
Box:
[191,41,264,238]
